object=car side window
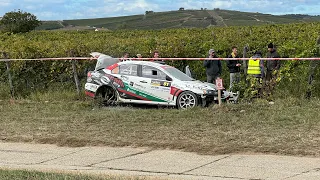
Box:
[142,65,167,80]
[119,64,138,76]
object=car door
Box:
[115,63,145,101]
[135,65,173,104]
[115,63,158,102]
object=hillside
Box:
[33,9,320,31]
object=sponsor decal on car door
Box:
[150,79,172,101]
[120,75,168,102]
[140,65,173,103]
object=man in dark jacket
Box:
[266,43,280,82]
[203,49,222,84]
[226,46,241,91]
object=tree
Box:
[145,11,154,15]
[0,9,41,33]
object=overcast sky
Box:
[0,0,319,20]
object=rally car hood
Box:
[181,80,216,90]
[177,80,239,102]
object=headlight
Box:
[203,90,215,94]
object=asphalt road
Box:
[0,142,319,180]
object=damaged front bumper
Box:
[200,90,240,106]
[223,91,240,103]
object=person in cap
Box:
[203,49,222,84]
[266,43,280,82]
[136,54,142,58]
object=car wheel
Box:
[177,91,198,109]
[94,86,118,107]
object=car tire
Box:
[177,91,198,109]
[94,86,118,107]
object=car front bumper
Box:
[200,90,240,106]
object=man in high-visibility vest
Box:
[247,51,264,97]
[248,51,264,78]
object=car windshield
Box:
[164,67,194,81]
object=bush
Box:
[0,22,319,99]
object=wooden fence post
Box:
[243,44,249,84]
[70,50,81,95]
[2,52,14,98]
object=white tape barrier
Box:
[0,57,97,62]
[1,57,320,62]
[120,57,320,61]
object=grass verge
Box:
[0,169,155,180]
[0,97,320,157]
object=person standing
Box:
[152,50,165,64]
[248,51,264,78]
[121,52,131,61]
[247,50,264,98]
[226,46,241,91]
[203,49,222,84]
[266,43,280,82]
[265,43,281,98]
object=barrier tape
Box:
[0,57,97,62]
[1,57,320,62]
[120,57,320,61]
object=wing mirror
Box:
[166,75,172,81]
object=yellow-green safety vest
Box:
[247,58,261,75]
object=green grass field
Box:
[39,9,320,30]
[1,91,320,157]
[36,21,64,30]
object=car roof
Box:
[118,61,172,69]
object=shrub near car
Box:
[85,52,239,109]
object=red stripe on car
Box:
[176,90,183,96]
[170,87,182,97]
[85,91,95,97]
[106,63,118,70]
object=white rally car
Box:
[85,52,239,109]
